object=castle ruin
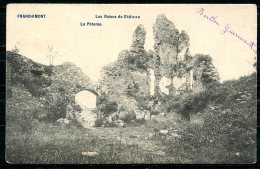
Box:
[149,14,204,96]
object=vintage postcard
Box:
[6,4,257,164]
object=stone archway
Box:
[75,90,98,109]
[74,89,99,128]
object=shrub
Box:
[135,94,151,110]
[94,118,103,127]
[100,101,118,117]
[118,111,136,123]
[164,91,209,119]
[72,103,83,112]
[33,89,70,122]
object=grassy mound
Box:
[163,73,256,163]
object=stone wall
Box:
[151,14,192,96]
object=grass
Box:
[6,122,175,164]
[6,73,256,164]
[6,97,256,164]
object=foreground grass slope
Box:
[6,85,176,164]
[164,73,257,163]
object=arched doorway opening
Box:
[74,90,98,128]
[75,90,97,110]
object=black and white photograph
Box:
[5,4,257,164]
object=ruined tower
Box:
[152,14,192,96]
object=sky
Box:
[7,4,257,82]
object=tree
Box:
[193,54,220,86]
[12,42,21,54]
[47,45,58,65]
